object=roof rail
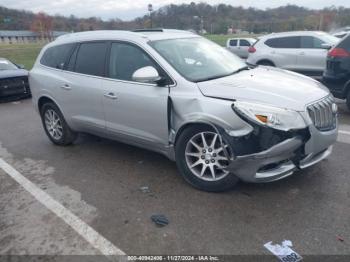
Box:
[133,28,164,32]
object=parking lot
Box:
[0,98,349,260]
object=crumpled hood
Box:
[0,69,28,79]
[197,66,330,111]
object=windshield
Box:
[150,37,246,82]
[0,59,18,70]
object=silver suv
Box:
[30,29,338,192]
[247,31,339,75]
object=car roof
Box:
[52,29,199,46]
[260,31,329,39]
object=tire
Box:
[175,125,239,192]
[257,60,275,67]
[40,102,77,145]
[347,91,350,111]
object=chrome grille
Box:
[307,96,336,131]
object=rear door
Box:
[265,36,300,70]
[101,41,170,149]
[238,39,252,58]
[60,41,108,133]
[298,36,328,75]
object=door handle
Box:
[299,52,306,55]
[60,84,71,90]
[104,92,118,100]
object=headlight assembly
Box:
[233,101,307,131]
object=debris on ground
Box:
[336,235,345,242]
[264,240,303,262]
[140,186,150,193]
[151,214,169,227]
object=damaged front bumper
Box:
[225,125,337,183]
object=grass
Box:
[0,43,44,70]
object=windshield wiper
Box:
[230,66,250,75]
[195,66,250,82]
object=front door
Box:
[298,36,328,75]
[102,42,170,149]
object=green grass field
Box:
[0,43,44,70]
[0,34,258,70]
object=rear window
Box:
[74,42,108,77]
[40,44,75,69]
[265,36,300,48]
[337,35,350,52]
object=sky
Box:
[2,0,350,21]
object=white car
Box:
[226,38,256,58]
[247,31,339,75]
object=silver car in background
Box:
[226,37,256,58]
[247,31,339,75]
[29,29,338,192]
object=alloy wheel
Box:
[185,131,230,181]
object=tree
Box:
[30,12,53,40]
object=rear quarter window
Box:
[40,44,76,69]
[229,39,238,46]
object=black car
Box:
[0,58,31,102]
[323,34,350,110]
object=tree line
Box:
[1,3,350,34]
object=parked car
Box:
[226,37,256,58]
[323,34,350,110]
[0,58,30,102]
[30,29,338,192]
[247,31,339,76]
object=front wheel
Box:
[40,102,77,145]
[175,125,239,192]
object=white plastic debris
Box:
[264,240,303,262]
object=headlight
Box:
[233,101,307,131]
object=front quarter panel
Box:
[170,94,254,142]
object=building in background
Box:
[0,30,67,44]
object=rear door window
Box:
[239,39,251,47]
[74,42,108,77]
[301,36,325,49]
[40,44,76,69]
[265,36,301,48]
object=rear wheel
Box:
[257,60,275,67]
[175,125,239,192]
[40,102,77,145]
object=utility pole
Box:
[148,4,153,28]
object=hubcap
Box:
[185,132,230,181]
[44,109,63,140]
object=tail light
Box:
[248,46,256,53]
[328,48,350,58]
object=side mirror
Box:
[132,66,161,84]
[17,64,25,69]
[321,43,332,50]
